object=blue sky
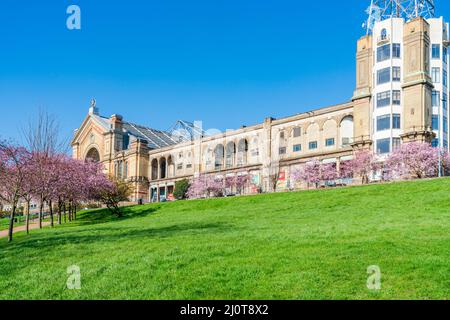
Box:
[1,0,449,143]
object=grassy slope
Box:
[1,179,450,300]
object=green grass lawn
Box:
[0,216,26,230]
[1,178,450,300]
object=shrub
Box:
[174,179,190,200]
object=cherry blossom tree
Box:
[235,174,250,195]
[0,142,31,242]
[351,150,378,184]
[187,174,224,199]
[291,160,321,189]
[386,142,439,179]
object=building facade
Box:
[72,5,449,202]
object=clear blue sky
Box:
[1,0,449,143]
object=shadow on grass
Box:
[76,205,161,226]
[3,221,233,252]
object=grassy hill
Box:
[1,178,450,300]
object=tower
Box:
[355,0,448,155]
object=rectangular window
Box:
[444,70,448,87]
[444,46,448,64]
[393,114,401,129]
[432,44,441,59]
[186,164,192,169]
[279,147,286,155]
[392,43,401,58]
[392,67,401,82]
[342,137,350,146]
[432,67,441,83]
[325,138,335,147]
[377,115,391,131]
[377,91,391,108]
[377,44,391,62]
[392,138,401,150]
[377,67,391,85]
[432,115,439,131]
[309,141,318,150]
[392,90,401,105]
[444,116,448,134]
[444,93,448,111]
[432,90,440,107]
[432,138,439,148]
[377,138,391,154]
[177,164,183,170]
[293,144,302,152]
[293,127,301,138]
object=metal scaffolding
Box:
[364,0,435,34]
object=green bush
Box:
[174,179,190,200]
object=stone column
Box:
[400,17,434,143]
[352,35,373,151]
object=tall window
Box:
[432,91,440,107]
[432,115,439,131]
[432,67,441,83]
[381,28,387,41]
[444,93,448,111]
[377,115,390,131]
[393,43,401,58]
[432,139,439,148]
[444,116,448,134]
[377,44,391,62]
[377,91,391,108]
[392,67,401,82]
[432,44,441,59]
[377,67,390,85]
[393,114,401,129]
[377,138,390,154]
[293,127,301,138]
[444,46,448,64]
[392,138,401,150]
[444,70,448,87]
[392,90,401,105]
[279,147,287,155]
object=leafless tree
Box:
[21,109,69,227]
[22,108,69,156]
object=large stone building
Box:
[72,1,449,202]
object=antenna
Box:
[364,0,435,34]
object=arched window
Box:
[86,148,100,162]
[225,142,236,168]
[381,28,387,40]
[167,156,175,178]
[340,116,354,147]
[237,139,248,166]
[160,157,167,179]
[151,159,158,180]
[214,144,224,170]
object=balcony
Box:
[377,35,391,46]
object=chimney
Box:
[110,114,123,131]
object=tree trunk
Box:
[26,200,31,235]
[39,199,43,229]
[8,204,17,242]
[68,203,72,222]
[49,200,54,227]
[57,200,62,225]
[63,203,67,223]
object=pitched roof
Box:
[90,114,187,150]
[122,121,178,149]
